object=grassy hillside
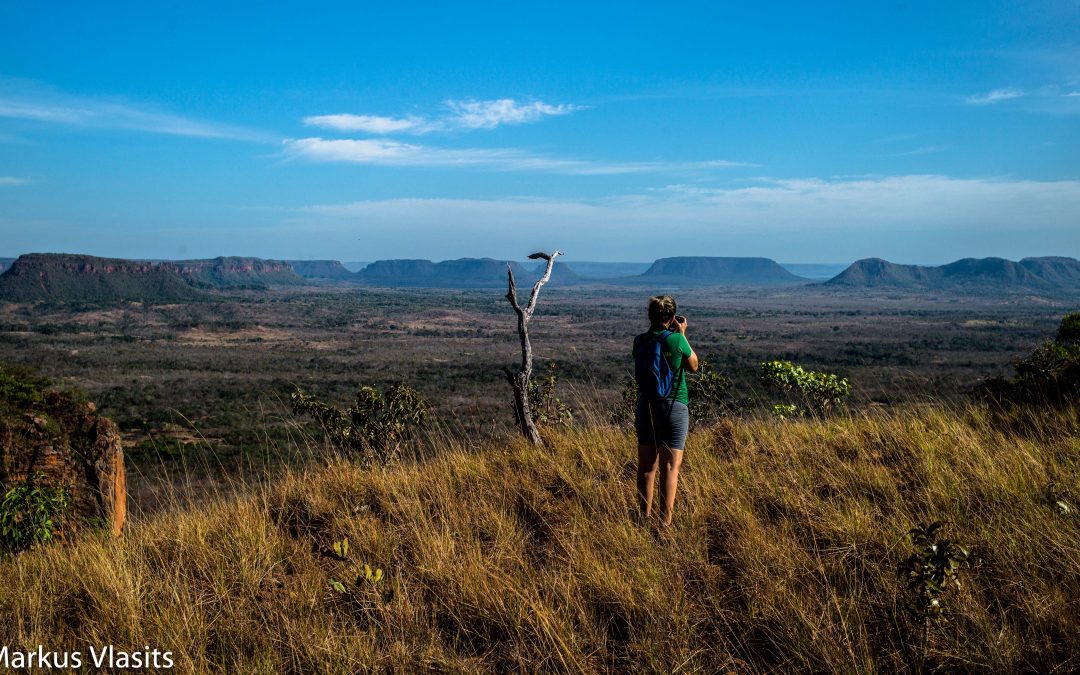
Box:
[2,404,1077,673]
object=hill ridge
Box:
[826,255,1080,291]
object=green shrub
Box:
[291,383,429,462]
[976,313,1080,407]
[1057,311,1080,346]
[688,359,735,424]
[759,360,851,418]
[898,521,971,626]
[0,474,72,553]
[517,361,573,429]
[771,403,801,420]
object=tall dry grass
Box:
[1,404,1078,673]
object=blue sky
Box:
[1,1,1078,263]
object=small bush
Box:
[517,361,573,429]
[898,521,971,625]
[759,360,851,418]
[1057,311,1080,346]
[0,474,72,554]
[291,383,429,462]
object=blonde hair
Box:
[648,295,677,327]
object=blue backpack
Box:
[634,330,675,400]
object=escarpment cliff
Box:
[0,253,306,303]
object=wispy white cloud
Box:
[444,99,578,129]
[302,114,427,134]
[0,78,272,141]
[302,98,581,135]
[961,83,1080,115]
[965,87,1026,105]
[280,136,750,175]
[0,176,30,186]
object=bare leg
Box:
[636,444,659,519]
[657,446,684,528]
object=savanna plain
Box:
[0,285,1078,672]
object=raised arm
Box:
[672,316,699,372]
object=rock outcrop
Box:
[0,367,125,538]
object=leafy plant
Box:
[516,361,573,429]
[976,313,1080,407]
[0,474,72,553]
[898,521,971,625]
[759,360,851,418]
[291,382,429,462]
[770,403,801,420]
[329,563,394,605]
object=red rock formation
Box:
[1,393,126,538]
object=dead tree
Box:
[505,250,562,446]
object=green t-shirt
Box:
[633,329,693,404]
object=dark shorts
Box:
[635,398,689,450]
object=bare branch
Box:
[503,250,561,446]
[524,250,561,318]
[505,265,523,316]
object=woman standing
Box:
[633,295,699,530]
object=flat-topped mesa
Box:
[359,259,440,280]
[0,253,308,303]
[0,253,203,303]
[827,256,1080,291]
[163,256,305,288]
[286,259,356,280]
[5,253,158,275]
[638,256,807,285]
